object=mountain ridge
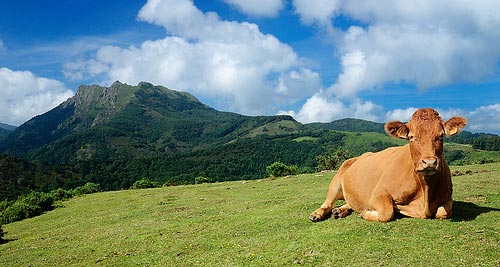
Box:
[0,123,16,131]
[2,81,300,160]
[307,118,385,133]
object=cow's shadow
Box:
[450,201,500,222]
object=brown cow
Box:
[309,108,467,222]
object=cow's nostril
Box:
[423,158,437,166]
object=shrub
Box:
[71,183,101,196]
[130,178,160,189]
[22,191,54,211]
[194,176,212,184]
[1,202,39,224]
[0,192,54,224]
[316,148,352,171]
[51,188,74,201]
[0,200,11,213]
[0,224,4,243]
[0,183,102,224]
[266,162,299,177]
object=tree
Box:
[316,148,352,171]
[194,176,212,184]
[130,178,160,189]
[266,162,299,177]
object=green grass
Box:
[293,136,319,142]
[1,163,500,266]
[445,143,500,165]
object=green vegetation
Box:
[448,131,500,151]
[1,162,499,266]
[0,154,83,200]
[307,118,385,133]
[194,176,212,184]
[130,178,161,189]
[0,183,100,224]
[444,143,500,165]
[266,161,299,177]
[0,128,11,143]
[315,148,352,171]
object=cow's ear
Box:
[385,121,409,139]
[445,116,467,136]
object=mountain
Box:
[1,81,301,160]
[0,123,16,144]
[1,81,318,191]
[307,118,385,133]
[0,123,16,132]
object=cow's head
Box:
[385,108,467,176]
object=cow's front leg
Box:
[309,174,344,222]
[361,194,394,222]
[435,199,453,219]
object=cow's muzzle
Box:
[416,157,439,175]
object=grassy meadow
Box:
[1,163,499,266]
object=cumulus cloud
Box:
[223,0,284,17]
[384,107,418,122]
[293,0,340,25]
[289,92,382,123]
[0,68,74,125]
[465,104,500,134]
[64,0,320,115]
[291,0,500,127]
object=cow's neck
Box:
[415,169,442,217]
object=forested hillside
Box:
[0,154,82,200]
[307,118,385,133]
[0,123,15,143]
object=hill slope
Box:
[2,163,499,266]
[307,118,385,133]
[0,123,15,144]
[0,154,82,200]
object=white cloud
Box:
[65,0,321,115]
[223,0,284,17]
[0,68,74,125]
[327,49,367,99]
[293,0,340,25]
[292,93,382,123]
[465,104,500,134]
[294,93,345,123]
[384,108,418,122]
[290,0,500,127]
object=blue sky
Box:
[1,0,500,134]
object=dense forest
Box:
[447,131,500,151]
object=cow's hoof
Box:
[309,213,321,222]
[332,207,352,219]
